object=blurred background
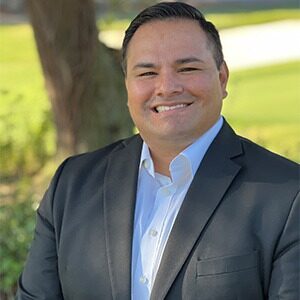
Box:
[0,0,299,298]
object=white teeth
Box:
[156,104,188,113]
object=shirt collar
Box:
[181,116,223,176]
[139,116,223,178]
[140,142,156,177]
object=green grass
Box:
[0,25,55,176]
[0,25,49,121]
[223,61,300,161]
[207,9,300,29]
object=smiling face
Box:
[125,19,229,151]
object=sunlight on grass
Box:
[223,61,300,161]
[207,9,300,29]
[0,25,55,176]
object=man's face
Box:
[125,19,229,148]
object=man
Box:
[17,2,299,300]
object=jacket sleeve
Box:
[268,190,300,299]
[16,160,69,300]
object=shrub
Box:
[0,179,37,299]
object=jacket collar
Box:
[103,134,142,300]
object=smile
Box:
[155,103,190,113]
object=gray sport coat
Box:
[17,121,299,299]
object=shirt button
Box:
[162,188,171,197]
[139,275,148,284]
[149,229,158,237]
[143,160,150,169]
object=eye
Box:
[138,71,157,77]
[178,67,199,73]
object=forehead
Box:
[126,19,211,64]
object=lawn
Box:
[223,61,300,161]
[0,25,54,176]
[207,9,300,29]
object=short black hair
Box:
[121,1,224,74]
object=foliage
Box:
[0,179,37,299]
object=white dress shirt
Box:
[131,117,223,300]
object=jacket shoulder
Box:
[237,135,299,182]
[49,135,141,187]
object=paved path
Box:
[221,20,300,70]
[99,20,300,70]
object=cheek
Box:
[127,84,149,115]
[191,76,223,100]
[127,79,155,98]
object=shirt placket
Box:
[139,179,174,291]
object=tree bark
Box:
[26,0,133,157]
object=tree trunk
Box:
[26,0,133,157]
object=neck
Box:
[150,150,173,177]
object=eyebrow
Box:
[132,63,155,70]
[132,57,204,70]
[175,57,204,65]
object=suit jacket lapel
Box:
[151,121,243,300]
[103,135,142,300]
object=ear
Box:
[125,78,129,107]
[219,61,229,99]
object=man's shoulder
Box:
[74,134,139,159]
[218,120,298,175]
[55,134,141,179]
[237,134,299,180]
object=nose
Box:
[156,70,184,97]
